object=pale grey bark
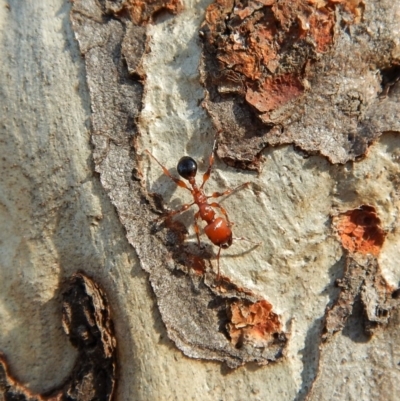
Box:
[1,1,400,401]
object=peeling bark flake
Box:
[227,299,283,349]
[200,0,400,168]
[124,0,183,25]
[322,206,400,340]
[333,205,386,256]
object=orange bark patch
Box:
[327,0,365,23]
[246,74,304,114]
[309,7,336,52]
[227,300,282,348]
[333,205,386,256]
[201,0,363,119]
[217,51,261,81]
[201,0,336,116]
[126,0,183,25]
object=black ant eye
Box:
[177,156,197,179]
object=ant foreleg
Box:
[207,182,249,199]
[200,139,217,189]
[145,150,191,191]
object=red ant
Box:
[145,141,249,278]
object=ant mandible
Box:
[145,141,249,279]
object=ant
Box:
[145,141,250,279]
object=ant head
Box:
[177,156,197,180]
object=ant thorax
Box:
[198,203,216,224]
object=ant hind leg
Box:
[216,246,222,280]
[159,202,195,221]
[233,236,262,246]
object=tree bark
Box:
[1,1,400,400]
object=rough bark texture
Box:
[70,0,288,369]
[0,273,117,401]
[200,0,400,169]
[1,0,400,400]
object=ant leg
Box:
[209,203,262,247]
[200,140,217,189]
[207,182,249,199]
[209,202,231,224]
[145,150,191,191]
[164,202,195,220]
[216,246,222,280]
[233,237,262,246]
[193,211,201,247]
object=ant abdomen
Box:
[204,217,233,248]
